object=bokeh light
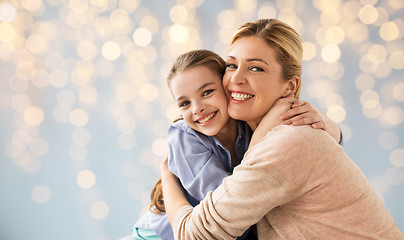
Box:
[321,44,341,63]
[1,1,403,239]
[69,108,89,127]
[0,3,17,22]
[76,170,96,189]
[101,41,121,61]
[24,106,45,126]
[90,201,110,220]
[31,185,51,204]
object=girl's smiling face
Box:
[223,36,295,130]
[170,65,230,136]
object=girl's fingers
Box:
[279,106,308,120]
[311,121,325,129]
[283,112,322,126]
[292,100,306,108]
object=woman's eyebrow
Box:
[226,55,270,66]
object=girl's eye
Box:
[250,66,264,72]
[203,89,214,96]
[226,63,237,69]
[179,101,190,108]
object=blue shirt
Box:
[134,119,252,240]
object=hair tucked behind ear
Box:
[150,178,165,213]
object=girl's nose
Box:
[193,102,205,115]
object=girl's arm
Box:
[160,156,189,225]
[280,100,342,143]
[250,99,342,148]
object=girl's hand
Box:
[279,100,342,143]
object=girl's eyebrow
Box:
[226,55,270,66]
[176,82,215,101]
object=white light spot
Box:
[29,138,49,157]
[133,28,152,47]
[118,133,136,150]
[152,138,168,157]
[101,41,121,61]
[385,168,404,185]
[390,149,404,168]
[321,44,341,63]
[0,3,17,22]
[326,105,346,123]
[69,108,89,127]
[76,170,96,189]
[31,185,51,204]
[24,106,44,126]
[90,201,109,220]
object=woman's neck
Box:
[247,118,262,132]
[215,118,238,168]
[215,118,238,148]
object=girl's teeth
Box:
[232,92,253,100]
[199,112,215,124]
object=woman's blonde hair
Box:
[231,19,303,99]
[150,49,226,214]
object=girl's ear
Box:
[282,75,300,98]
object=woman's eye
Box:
[203,89,214,96]
[226,63,237,69]
[179,101,190,108]
[250,66,264,72]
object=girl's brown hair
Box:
[150,49,226,214]
[231,19,303,99]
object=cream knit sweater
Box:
[173,125,404,239]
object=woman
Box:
[161,19,404,239]
[134,50,340,239]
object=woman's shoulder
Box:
[265,125,335,148]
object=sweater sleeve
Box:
[172,125,332,239]
[167,124,231,202]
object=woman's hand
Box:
[160,156,190,225]
[279,100,342,143]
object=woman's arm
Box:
[279,100,342,143]
[163,125,322,239]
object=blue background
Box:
[0,0,403,239]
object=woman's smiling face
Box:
[223,36,292,130]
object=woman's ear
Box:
[282,75,300,98]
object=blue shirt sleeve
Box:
[339,128,344,146]
[167,123,231,202]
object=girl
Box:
[134,49,342,239]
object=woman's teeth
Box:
[231,92,253,100]
[198,112,215,124]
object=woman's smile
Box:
[230,91,254,102]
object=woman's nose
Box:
[229,68,246,85]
